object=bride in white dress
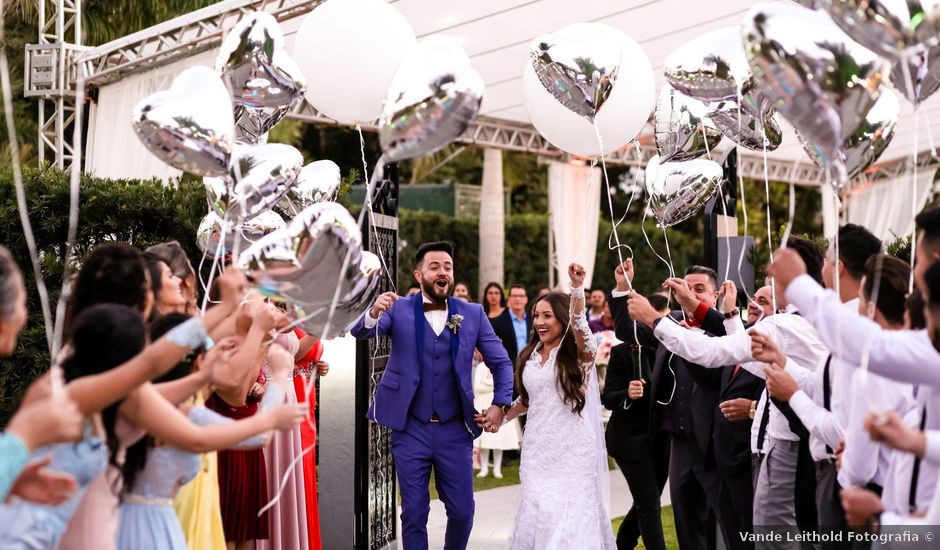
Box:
[502,263,615,549]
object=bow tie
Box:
[423,302,446,312]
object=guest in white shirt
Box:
[627,237,829,549]
[755,226,882,543]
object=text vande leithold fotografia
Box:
[740,529,933,545]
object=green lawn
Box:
[611,505,679,550]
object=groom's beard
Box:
[421,278,451,303]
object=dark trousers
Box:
[613,435,671,550]
[670,433,724,550]
[815,461,852,550]
[392,416,474,550]
[718,455,756,550]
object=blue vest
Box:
[410,319,461,421]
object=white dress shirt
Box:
[786,298,861,461]
[879,388,939,522]
[785,274,940,387]
[839,369,916,489]
[653,309,828,451]
[364,293,448,336]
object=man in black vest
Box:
[610,261,728,550]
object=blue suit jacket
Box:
[350,294,514,437]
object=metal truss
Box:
[25,0,84,169]
[66,0,913,187]
[76,0,323,86]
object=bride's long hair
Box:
[515,292,586,414]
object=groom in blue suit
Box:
[350,241,514,550]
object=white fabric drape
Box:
[845,170,935,241]
[548,161,601,289]
[86,50,215,181]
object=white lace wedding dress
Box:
[508,311,616,549]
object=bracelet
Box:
[166,317,209,349]
[723,309,740,319]
[748,400,757,420]
[569,285,585,299]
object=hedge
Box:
[0,169,704,424]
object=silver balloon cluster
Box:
[237,202,381,339]
[645,155,723,227]
[379,35,484,161]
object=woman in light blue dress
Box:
[116,313,298,550]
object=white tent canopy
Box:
[82,0,938,237]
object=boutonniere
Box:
[446,314,464,333]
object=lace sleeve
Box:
[571,311,597,369]
[187,406,268,449]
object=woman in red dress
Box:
[292,327,326,550]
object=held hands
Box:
[765,248,807,291]
[569,262,586,288]
[474,405,506,433]
[370,291,399,319]
[864,410,927,457]
[719,398,754,422]
[614,260,634,292]
[627,292,664,328]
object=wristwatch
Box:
[494,403,511,415]
[748,400,757,420]
[723,309,740,320]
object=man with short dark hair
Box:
[628,237,830,549]
[610,261,728,550]
[588,289,607,323]
[350,241,514,550]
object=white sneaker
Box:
[477,470,488,478]
[493,471,503,479]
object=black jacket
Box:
[603,342,664,462]
[609,293,725,457]
[489,308,533,363]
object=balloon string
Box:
[760,138,781,312]
[0,18,55,356]
[899,51,919,292]
[200,214,232,313]
[592,123,632,290]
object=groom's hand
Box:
[475,406,505,433]
[370,292,398,318]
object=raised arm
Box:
[65,269,246,416]
[212,301,279,406]
[120,346,306,453]
[568,263,595,365]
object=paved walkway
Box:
[394,468,672,549]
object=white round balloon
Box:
[293,0,416,124]
[522,24,655,157]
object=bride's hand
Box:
[569,263,586,288]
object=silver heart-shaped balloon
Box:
[205,142,303,222]
[232,104,282,145]
[237,201,381,339]
[216,11,307,110]
[708,101,783,152]
[529,23,623,121]
[824,0,940,61]
[197,209,287,258]
[645,155,723,227]
[132,66,234,177]
[654,84,723,162]
[890,45,940,104]
[743,1,891,173]
[276,160,342,218]
[379,36,484,162]
[801,89,899,183]
[664,27,752,103]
